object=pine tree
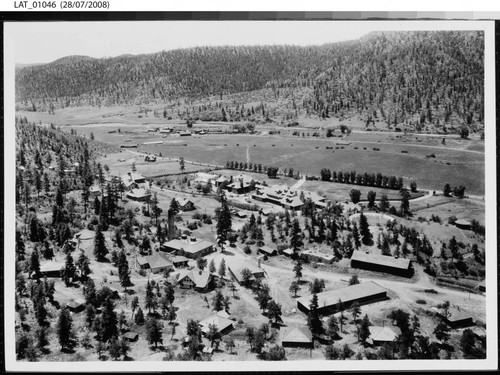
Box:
[102,297,118,342]
[117,250,130,289]
[145,280,157,313]
[135,307,145,325]
[351,301,361,322]
[289,280,300,297]
[216,192,232,251]
[209,259,216,274]
[57,307,73,350]
[290,218,303,256]
[76,250,91,282]
[145,317,163,348]
[326,315,339,341]
[307,293,324,337]
[379,194,390,212]
[61,252,76,286]
[352,222,361,249]
[293,260,303,282]
[93,225,108,261]
[212,289,225,311]
[357,314,371,346]
[29,249,41,279]
[358,212,372,245]
[218,258,226,278]
[85,304,96,328]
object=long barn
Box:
[350,251,413,278]
[297,282,388,315]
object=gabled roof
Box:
[259,246,276,255]
[141,253,172,270]
[297,282,387,310]
[126,188,150,199]
[199,313,234,334]
[177,197,194,207]
[446,308,474,323]
[40,260,64,273]
[351,251,411,270]
[281,327,313,343]
[228,260,264,283]
[75,229,95,241]
[369,326,401,342]
[67,299,85,309]
[123,331,139,340]
[163,238,214,256]
[301,248,334,262]
[177,269,212,289]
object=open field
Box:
[18,106,485,196]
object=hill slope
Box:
[15,31,484,129]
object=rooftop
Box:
[281,327,313,343]
[369,326,401,342]
[126,188,151,199]
[177,269,212,289]
[139,253,173,270]
[297,281,387,309]
[199,312,234,334]
[351,251,411,270]
[163,238,214,255]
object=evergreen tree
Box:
[135,307,145,325]
[216,192,232,251]
[434,320,451,345]
[36,326,49,352]
[400,190,411,217]
[85,304,96,329]
[145,280,157,313]
[351,301,361,322]
[102,297,118,342]
[29,249,41,279]
[358,212,372,245]
[307,293,324,337]
[218,258,226,278]
[212,289,225,311]
[61,252,76,286]
[267,300,282,324]
[290,218,303,256]
[209,258,216,274]
[93,225,108,261]
[357,314,371,346]
[289,280,300,297]
[57,307,73,350]
[352,222,361,249]
[379,194,390,212]
[76,250,91,282]
[326,315,339,341]
[206,324,222,348]
[293,260,303,282]
[146,317,163,348]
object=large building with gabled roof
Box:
[350,251,413,278]
[162,237,215,259]
[297,282,388,315]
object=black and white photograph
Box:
[3,18,497,371]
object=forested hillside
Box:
[16,31,484,129]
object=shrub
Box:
[415,299,427,305]
[187,222,198,230]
